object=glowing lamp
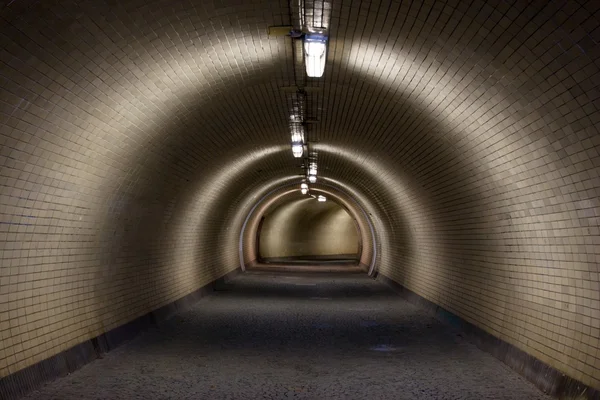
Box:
[292,144,303,158]
[291,126,304,143]
[304,35,327,78]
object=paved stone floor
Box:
[24,271,552,399]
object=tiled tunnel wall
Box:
[1,0,600,394]
[258,197,360,259]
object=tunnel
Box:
[255,195,361,263]
[0,0,599,399]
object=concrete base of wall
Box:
[0,268,240,400]
[378,273,600,400]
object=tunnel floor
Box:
[249,263,365,273]
[23,272,551,400]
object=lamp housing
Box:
[304,34,327,78]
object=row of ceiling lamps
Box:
[290,33,327,158]
[301,184,326,202]
[291,33,327,201]
[268,2,331,202]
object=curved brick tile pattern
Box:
[0,0,599,396]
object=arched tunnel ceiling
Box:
[1,0,600,391]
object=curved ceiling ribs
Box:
[1,0,600,391]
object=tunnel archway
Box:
[238,182,381,274]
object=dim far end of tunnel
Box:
[239,183,378,274]
[1,0,600,399]
[256,196,362,268]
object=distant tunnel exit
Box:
[257,197,361,264]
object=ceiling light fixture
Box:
[291,125,305,143]
[301,188,308,195]
[304,34,327,78]
[308,174,317,183]
[317,195,326,202]
[292,143,303,158]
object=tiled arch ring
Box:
[238,182,378,276]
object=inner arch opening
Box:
[239,182,379,275]
[257,194,361,265]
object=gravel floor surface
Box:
[23,271,552,400]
